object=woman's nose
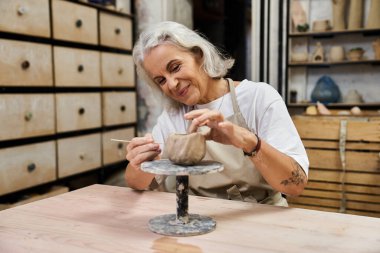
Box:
[167,77,179,90]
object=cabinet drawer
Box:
[0,94,55,141]
[57,134,101,178]
[0,0,50,37]
[54,47,101,87]
[99,12,132,50]
[52,0,98,44]
[101,52,135,87]
[0,39,53,86]
[56,93,101,132]
[102,127,135,165]
[0,141,56,196]
[102,92,136,126]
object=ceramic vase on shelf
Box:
[366,0,380,29]
[312,42,324,62]
[329,46,345,62]
[311,75,341,104]
[291,0,309,32]
[348,0,363,29]
[332,0,346,30]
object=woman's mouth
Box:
[177,85,190,97]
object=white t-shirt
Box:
[152,79,309,175]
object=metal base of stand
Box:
[141,160,223,237]
[148,214,216,236]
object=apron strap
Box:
[226,78,240,115]
[226,78,250,131]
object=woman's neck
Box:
[199,78,229,104]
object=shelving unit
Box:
[0,0,136,202]
[283,0,380,110]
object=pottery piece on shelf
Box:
[343,89,364,104]
[311,75,341,104]
[312,19,330,32]
[291,51,308,62]
[373,38,380,60]
[312,42,324,62]
[332,0,347,30]
[305,106,318,115]
[329,46,345,62]
[347,48,365,61]
[366,0,380,29]
[348,0,363,29]
[317,101,332,115]
[291,0,309,32]
[351,106,362,115]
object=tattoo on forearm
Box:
[280,160,306,186]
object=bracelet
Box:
[243,133,261,157]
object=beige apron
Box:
[160,79,288,207]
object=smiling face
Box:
[142,43,213,106]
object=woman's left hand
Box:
[184,109,254,149]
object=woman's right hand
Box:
[126,133,161,168]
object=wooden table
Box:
[0,184,379,253]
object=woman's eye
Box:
[171,64,180,72]
[156,78,166,86]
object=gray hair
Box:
[132,21,235,108]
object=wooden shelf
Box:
[287,102,380,109]
[288,59,380,67]
[289,28,380,38]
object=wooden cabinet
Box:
[56,93,101,132]
[54,47,101,87]
[99,12,132,50]
[101,52,135,87]
[288,115,380,218]
[0,39,53,86]
[0,94,55,141]
[0,0,51,38]
[0,0,136,197]
[52,0,98,44]
[0,142,56,196]
[57,134,102,178]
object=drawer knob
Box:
[76,19,83,28]
[21,60,30,70]
[27,163,36,173]
[78,107,85,115]
[17,6,27,16]
[118,68,123,75]
[24,112,33,121]
[115,28,121,35]
[78,64,84,72]
[79,154,85,160]
[117,143,123,149]
[120,105,126,112]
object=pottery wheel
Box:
[141,159,224,236]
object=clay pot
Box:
[165,132,206,165]
[312,42,325,62]
[291,52,308,62]
[347,48,365,61]
[348,0,363,29]
[343,90,364,103]
[366,0,380,29]
[332,0,347,30]
[329,46,345,62]
[312,19,330,32]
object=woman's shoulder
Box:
[236,79,282,102]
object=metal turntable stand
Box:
[141,159,223,237]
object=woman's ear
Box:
[191,46,203,61]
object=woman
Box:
[125,21,309,206]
